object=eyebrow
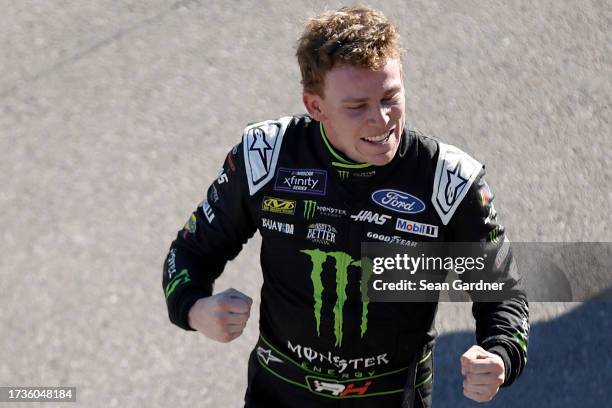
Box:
[340,86,402,103]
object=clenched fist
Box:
[461,345,505,403]
[188,288,252,343]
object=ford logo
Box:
[371,189,426,214]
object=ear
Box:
[302,91,327,122]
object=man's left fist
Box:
[460,345,505,403]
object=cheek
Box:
[390,104,404,120]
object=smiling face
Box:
[303,58,405,166]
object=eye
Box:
[346,104,365,110]
[382,94,401,105]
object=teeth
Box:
[363,130,392,143]
[364,134,386,142]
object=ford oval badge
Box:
[371,189,426,214]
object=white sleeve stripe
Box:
[431,142,482,225]
[242,117,292,196]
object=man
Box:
[162,6,529,407]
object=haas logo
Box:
[350,210,391,225]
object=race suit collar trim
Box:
[319,123,372,169]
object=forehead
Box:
[323,58,403,100]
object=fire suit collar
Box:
[319,122,372,169]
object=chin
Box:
[366,152,395,166]
[364,144,399,166]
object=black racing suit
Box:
[162,115,529,407]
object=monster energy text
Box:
[300,249,372,346]
[287,340,389,375]
[304,201,347,219]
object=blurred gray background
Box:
[1,0,610,407]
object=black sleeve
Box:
[449,169,529,387]
[162,142,257,330]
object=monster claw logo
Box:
[304,200,317,219]
[165,269,191,299]
[300,250,372,346]
[337,170,349,180]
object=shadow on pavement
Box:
[433,290,612,407]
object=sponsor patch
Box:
[494,237,511,269]
[166,248,177,278]
[216,168,228,184]
[287,340,389,374]
[274,168,327,196]
[395,218,439,238]
[350,210,391,225]
[308,377,373,398]
[365,231,415,247]
[337,170,350,180]
[183,214,197,235]
[484,203,497,225]
[243,117,292,196]
[479,181,494,206]
[432,143,482,225]
[165,268,190,299]
[371,189,426,214]
[354,170,376,178]
[304,200,317,219]
[487,225,503,244]
[307,223,337,245]
[318,205,346,218]
[304,200,346,219]
[208,185,219,203]
[262,196,296,215]
[200,200,215,223]
[262,218,294,235]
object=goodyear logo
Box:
[262,196,296,215]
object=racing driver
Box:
[162,6,529,407]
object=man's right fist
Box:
[187,288,253,343]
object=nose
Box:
[366,104,391,128]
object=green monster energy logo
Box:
[488,226,503,244]
[512,331,528,364]
[304,200,317,219]
[165,269,191,299]
[338,170,349,180]
[300,249,373,347]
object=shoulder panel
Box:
[242,116,292,196]
[431,142,483,225]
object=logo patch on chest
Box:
[371,189,426,214]
[274,168,327,196]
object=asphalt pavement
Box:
[1,1,610,407]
